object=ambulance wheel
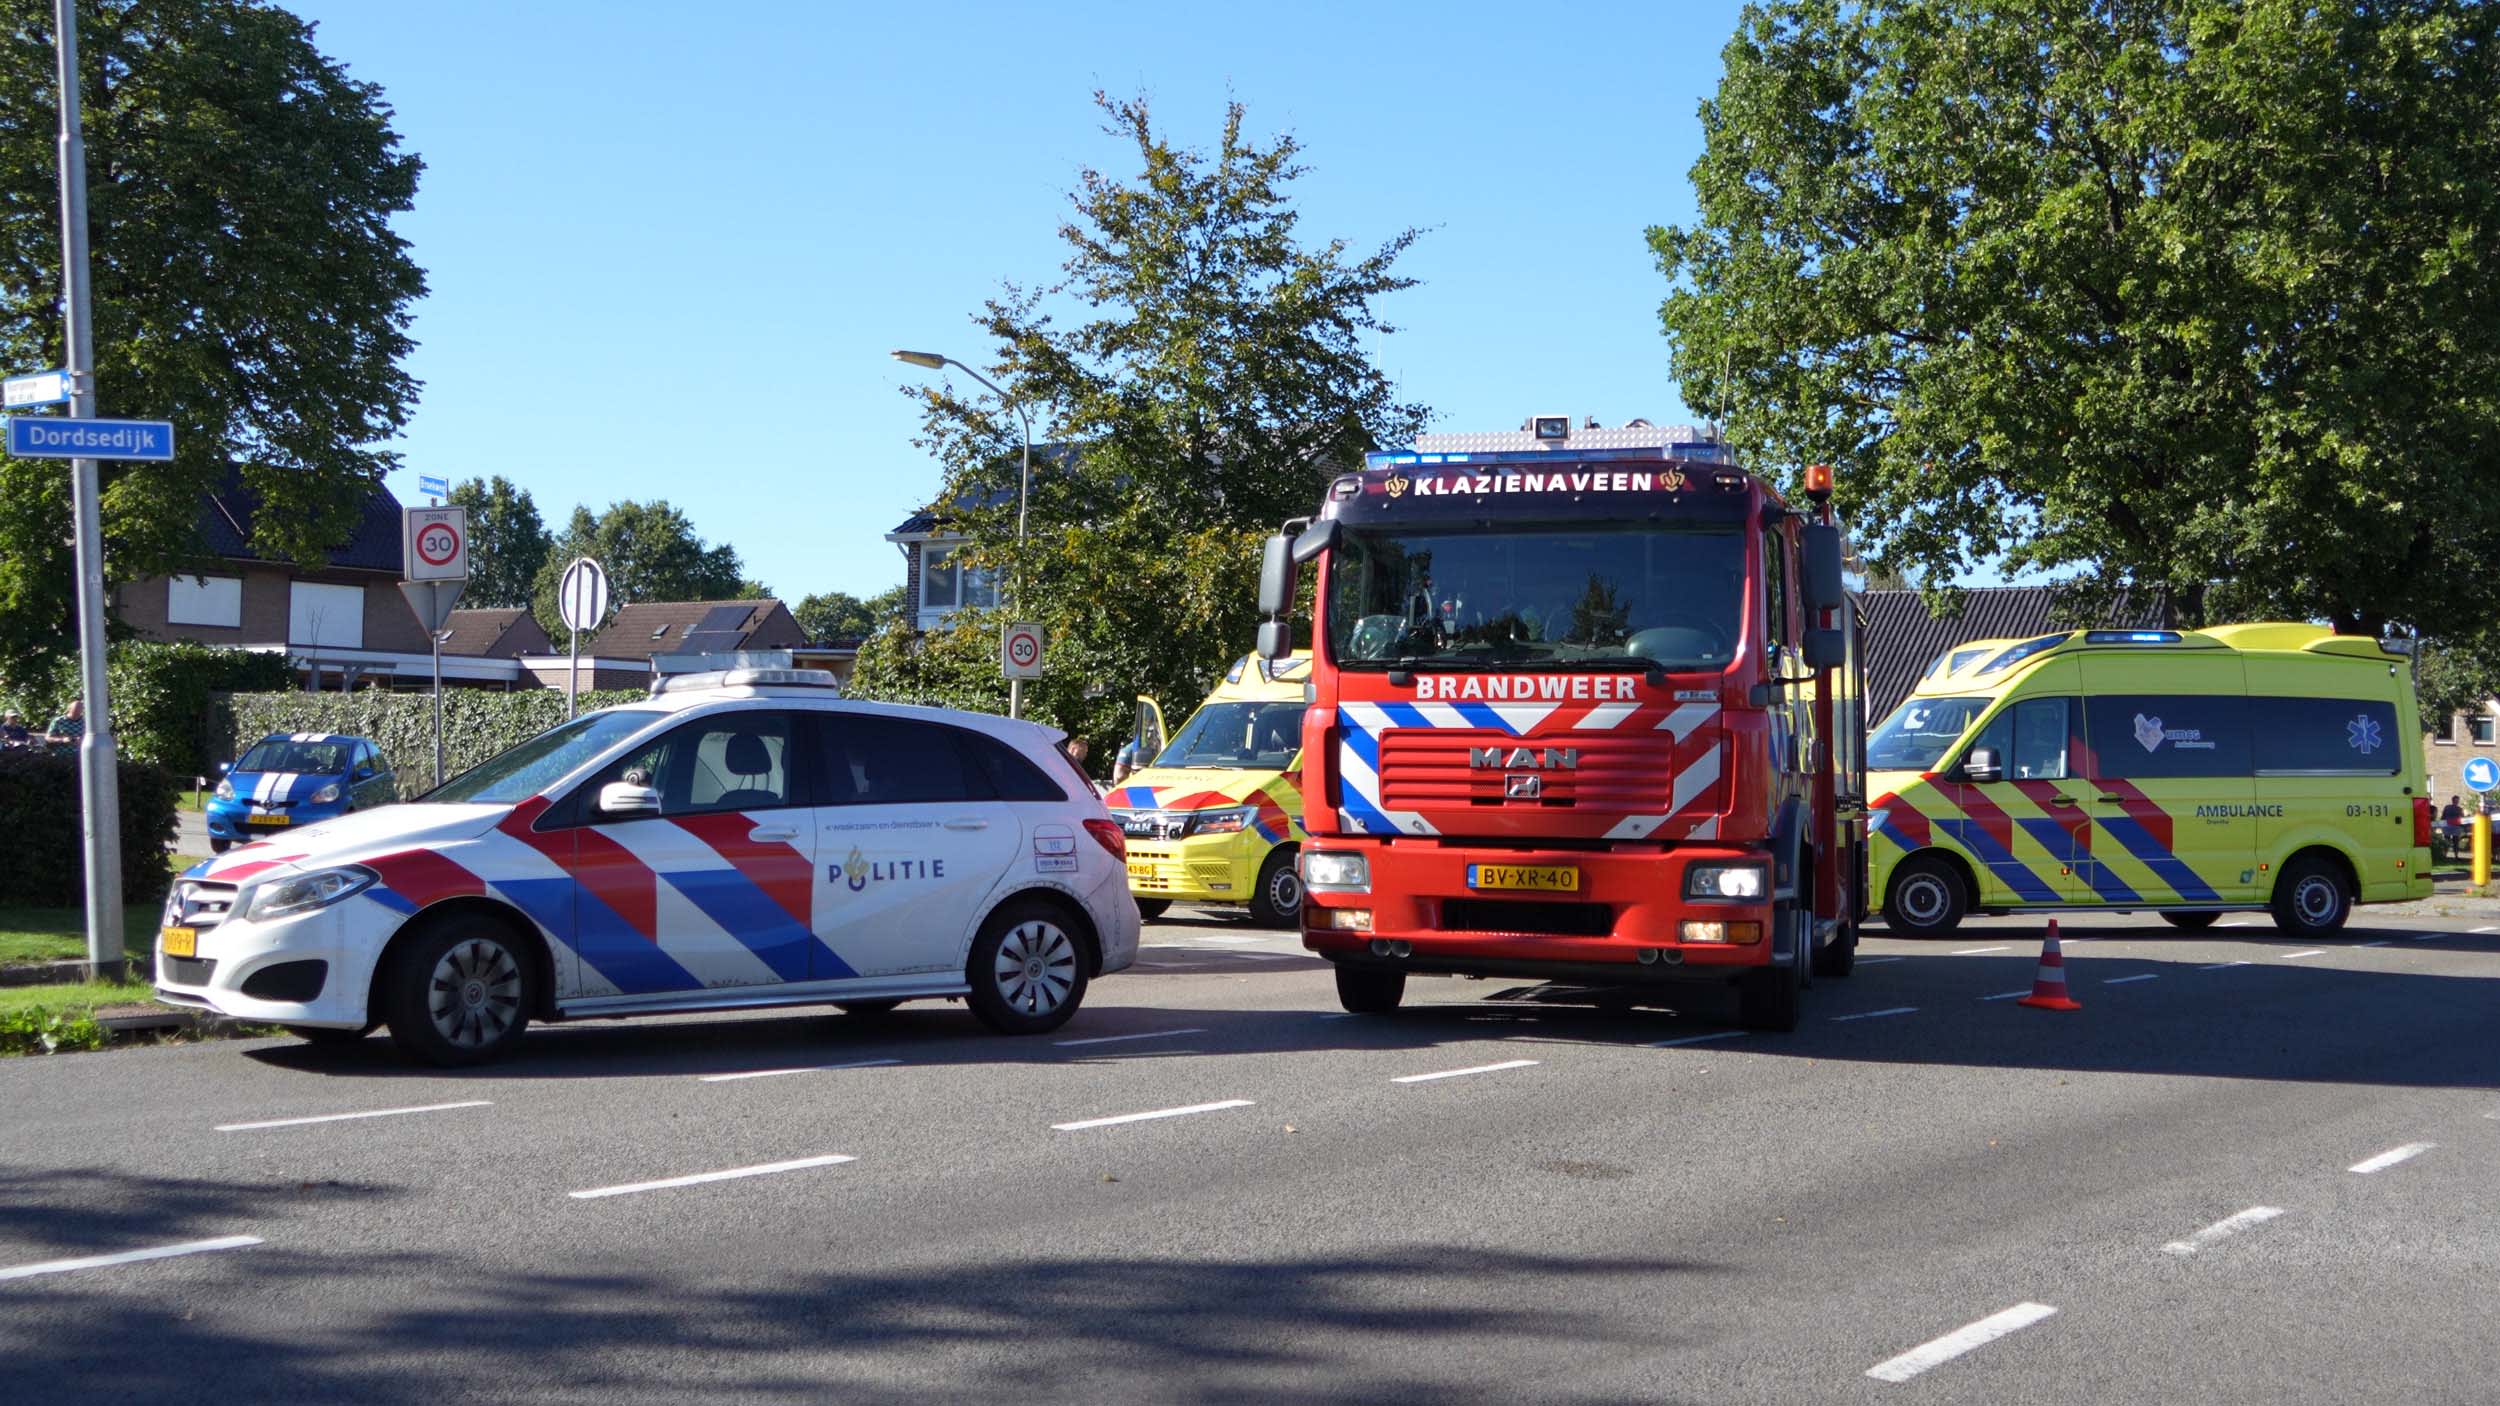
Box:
[1134,898,1170,922]
[1882,855,1967,938]
[381,917,535,1067]
[2160,911,2221,931]
[2270,854,2352,937]
[1739,902,1808,1032]
[1335,964,1405,1014]
[1250,847,1303,927]
[966,900,1089,1035]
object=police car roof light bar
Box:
[650,668,841,697]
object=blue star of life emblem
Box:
[2346,714,2383,754]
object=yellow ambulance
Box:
[1866,624,2432,938]
[1108,652,1311,925]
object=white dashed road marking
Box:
[1053,1028,1208,1047]
[570,1155,856,1199]
[1650,1031,1746,1049]
[0,1235,263,1283]
[2280,950,2326,960]
[1393,1059,1540,1084]
[2103,974,2159,985]
[1866,1302,2059,1383]
[2199,960,2253,971]
[1980,990,2032,1001]
[2473,926,2496,935]
[1053,1099,1256,1131]
[2349,1143,2436,1175]
[1833,1007,1917,1022]
[1855,956,1904,965]
[698,1059,901,1082]
[2162,1206,2285,1256]
[215,1100,492,1132]
[1953,946,2010,955]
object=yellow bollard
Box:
[2475,813,2491,897]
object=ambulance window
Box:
[2083,695,2252,778]
[1961,698,2067,780]
[2249,698,2399,775]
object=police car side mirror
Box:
[1803,627,1845,672]
[598,782,662,818]
[1256,533,1296,618]
[1964,746,2003,784]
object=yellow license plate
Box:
[160,926,197,958]
[1467,864,1579,893]
[246,813,291,826]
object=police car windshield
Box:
[1155,702,1305,771]
[1325,524,1743,670]
[424,709,660,804]
[235,739,351,774]
[1867,697,1991,771]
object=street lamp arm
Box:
[890,347,1038,720]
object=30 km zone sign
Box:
[1002,621,1045,680]
[402,506,468,582]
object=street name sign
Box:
[3,369,73,409]
[418,473,450,500]
[1002,621,1045,680]
[5,415,173,460]
[558,557,610,632]
[2466,757,2498,794]
[402,505,469,583]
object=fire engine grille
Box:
[1440,899,1616,937]
[1377,730,1703,811]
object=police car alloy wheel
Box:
[382,920,534,1067]
[967,901,1091,1035]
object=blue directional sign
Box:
[418,473,449,499]
[2465,756,2498,794]
[5,416,174,461]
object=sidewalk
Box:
[2373,869,2500,921]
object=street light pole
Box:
[53,0,124,979]
[890,350,1033,720]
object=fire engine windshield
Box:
[1324,524,1745,670]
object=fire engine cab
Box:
[1253,418,1865,1030]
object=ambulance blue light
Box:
[1976,633,2069,674]
[2085,630,2182,644]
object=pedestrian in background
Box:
[43,698,85,748]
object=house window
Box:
[167,575,242,628]
[288,582,365,649]
[2474,713,2497,746]
[920,545,1001,614]
[2434,710,2457,743]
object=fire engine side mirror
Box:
[1802,523,1845,614]
[1803,627,1845,672]
[1256,619,1293,660]
[1963,747,2003,784]
[1256,533,1296,617]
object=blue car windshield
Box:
[424,709,662,805]
[235,739,353,775]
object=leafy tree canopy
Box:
[447,475,550,610]
[0,0,425,668]
[852,93,1426,742]
[1651,0,2500,634]
[529,499,758,638]
[794,589,880,643]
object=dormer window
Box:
[651,625,671,639]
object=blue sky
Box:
[288,0,1753,602]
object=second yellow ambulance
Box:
[1108,653,1311,925]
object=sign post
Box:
[557,557,610,719]
[1001,621,1045,718]
[400,506,469,787]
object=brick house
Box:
[560,599,809,692]
[2422,703,2499,812]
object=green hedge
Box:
[0,642,292,778]
[0,750,178,906]
[223,688,647,793]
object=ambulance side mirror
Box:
[1963,747,2003,784]
[1802,523,1845,614]
[1256,534,1296,618]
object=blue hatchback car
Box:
[207,733,398,852]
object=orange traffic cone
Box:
[2017,920,2083,1011]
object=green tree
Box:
[2415,634,2500,726]
[793,590,879,642]
[1650,0,2500,634]
[0,0,425,669]
[529,499,757,635]
[851,93,1426,742]
[447,475,550,609]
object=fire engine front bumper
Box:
[1298,840,1781,980]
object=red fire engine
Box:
[1253,419,1866,1030]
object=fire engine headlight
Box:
[1685,863,1767,900]
[1301,851,1370,893]
[240,865,377,922]
[1186,806,1258,837]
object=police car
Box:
[153,670,1139,1065]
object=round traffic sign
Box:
[1008,632,1039,666]
[2466,756,2499,794]
[415,520,462,567]
[558,556,610,633]
[1001,621,1045,679]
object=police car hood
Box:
[188,803,513,882]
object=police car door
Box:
[806,712,1021,980]
[2077,657,2258,907]
[569,710,818,995]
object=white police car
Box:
[154,670,1139,1065]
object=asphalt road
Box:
[3,908,2495,1404]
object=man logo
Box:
[1469,746,1578,770]
[1506,773,1543,800]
